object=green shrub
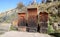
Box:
[10,25,18,31]
[47,24,55,34]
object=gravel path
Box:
[0,31,51,37]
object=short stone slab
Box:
[0,31,51,37]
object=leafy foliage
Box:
[10,25,18,31]
[17,2,24,9]
[47,24,55,34]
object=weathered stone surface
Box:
[0,31,51,37]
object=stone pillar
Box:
[39,12,48,33]
[18,13,27,32]
[27,8,38,32]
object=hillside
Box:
[0,6,27,23]
[0,9,18,23]
[0,1,60,23]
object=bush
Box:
[47,24,54,34]
[10,25,18,31]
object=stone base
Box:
[18,26,26,32]
[26,27,37,32]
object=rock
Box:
[0,31,51,37]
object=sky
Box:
[0,0,42,13]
